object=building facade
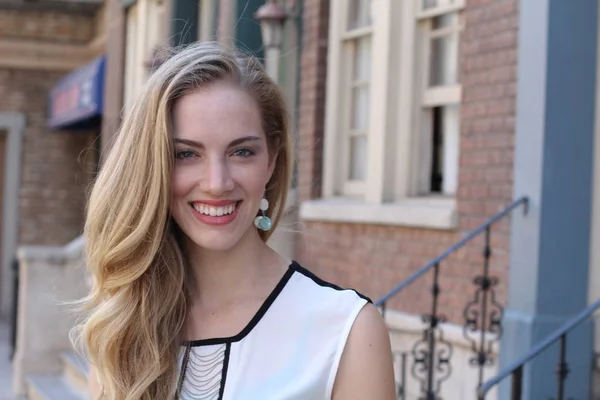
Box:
[0,0,106,320]
[295,0,599,399]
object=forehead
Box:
[172,82,263,141]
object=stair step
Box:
[27,374,88,400]
[60,352,89,396]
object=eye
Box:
[175,150,197,160]
[232,148,255,157]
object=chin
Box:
[187,227,253,252]
[188,234,240,252]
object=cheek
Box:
[171,167,195,200]
[231,163,271,194]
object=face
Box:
[170,81,275,252]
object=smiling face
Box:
[170,81,275,252]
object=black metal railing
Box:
[393,351,408,399]
[375,196,529,400]
[477,298,600,400]
[9,257,19,361]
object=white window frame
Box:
[323,0,388,202]
[306,0,463,229]
[411,3,464,196]
[417,0,465,18]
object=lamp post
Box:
[254,0,287,82]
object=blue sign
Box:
[49,55,106,129]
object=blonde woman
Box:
[75,42,396,400]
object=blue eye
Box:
[232,148,255,157]
[175,150,196,159]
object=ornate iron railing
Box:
[477,298,600,399]
[375,196,529,400]
[393,351,408,399]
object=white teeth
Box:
[193,203,237,216]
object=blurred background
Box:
[0,0,598,399]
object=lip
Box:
[190,200,241,226]
[190,199,239,206]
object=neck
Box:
[184,227,286,311]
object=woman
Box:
[74,42,396,400]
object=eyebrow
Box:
[173,136,262,149]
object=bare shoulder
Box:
[332,303,396,400]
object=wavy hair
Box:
[71,42,292,399]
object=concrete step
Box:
[27,374,88,400]
[60,352,89,397]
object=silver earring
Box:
[254,195,272,231]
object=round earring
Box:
[254,195,272,231]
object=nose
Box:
[199,156,235,196]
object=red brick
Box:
[0,8,99,246]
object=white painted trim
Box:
[299,196,457,229]
[423,84,462,106]
[416,0,465,20]
[383,308,498,352]
[322,0,345,198]
[341,26,373,40]
[442,105,460,195]
[394,0,417,200]
[342,180,366,196]
[366,0,392,203]
[0,112,25,319]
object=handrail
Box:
[477,298,600,399]
[375,196,529,307]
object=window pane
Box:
[422,0,438,9]
[442,105,459,195]
[349,135,368,180]
[348,0,371,30]
[351,85,369,130]
[422,0,459,11]
[432,13,454,30]
[429,33,458,86]
[430,107,443,193]
[428,105,459,194]
[353,36,371,81]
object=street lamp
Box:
[255,0,288,81]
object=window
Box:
[342,1,372,195]
[322,0,373,198]
[306,0,462,229]
[415,4,463,196]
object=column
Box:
[500,1,598,399]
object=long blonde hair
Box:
[71,42,292,399]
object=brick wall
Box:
[296,0,329,203]
[0,9,94,43]
[296,0,519,324]
[454,0,519,319]
[0,8,98,246]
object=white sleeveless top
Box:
[176,261,370,400]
